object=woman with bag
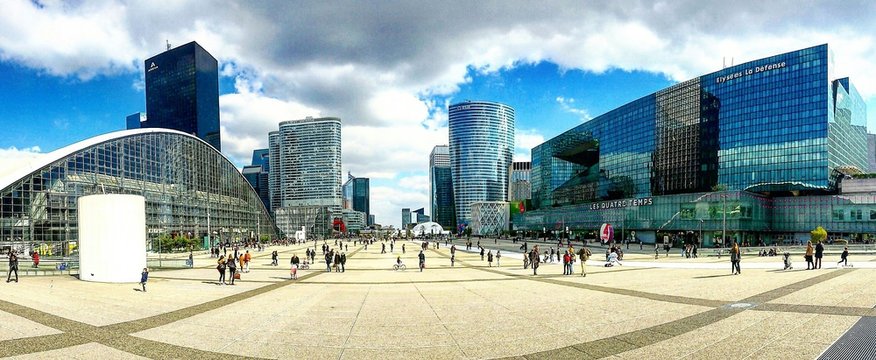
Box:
[730,242,741,275]
[805,241,815,270]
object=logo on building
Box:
[147,62,158,72]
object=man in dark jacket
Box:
[814,241,824,269]
[529,246,540,275]
[7,251,18,283]
[340,252,347,272]
[418,251,426,272]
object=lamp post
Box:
[699,219,704,247]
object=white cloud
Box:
[370,181,429,227]
[514,129,544,162]
[555,96,592,121]
[0,146,45,187]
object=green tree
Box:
[810,226,827,244]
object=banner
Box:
[600,223,614,242]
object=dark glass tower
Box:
[144,41,221,151]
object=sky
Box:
[1,0,876,228]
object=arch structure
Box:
[412,222,446,236]
[0,128,276,256]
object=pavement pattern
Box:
[0,239,874,359]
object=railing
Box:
[0,257,79,276]
[146,257,193,269]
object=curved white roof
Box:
[412,222,446,235]
[0,128,219,191]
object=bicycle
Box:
[298,261,310,270]
[393,263,406,271]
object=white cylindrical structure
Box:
[78,194,146,282]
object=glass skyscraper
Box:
[520,44,872,245]
[342,173,371,225]
[143,41,221,151]
[268,117,342,237]
[449,101,515,227]
[429,145,455,230]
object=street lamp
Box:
[699,219,704,247]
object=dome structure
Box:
[411,222,445,236]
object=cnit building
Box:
[516,44,875,246]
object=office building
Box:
[518,44,874,245]
[0,128,275,255]
[448,101,515,227]
[268,117,342,237]
[342,173,371,225]
[430,145,456,231]
[508,161,532,201]
[143,41,221,151]
[401,208,411,229]
[126,112,146,130]
[413,208,429,224]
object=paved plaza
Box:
[1,240,875,359]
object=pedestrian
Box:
[217,255,227,285]
[402,244,406,254]
[496,250,501,266]
[390,242,394,252]
[805,241,815,270]
[530,246,540,275]
[814,241,824,269]
[6,251,19,283]
[32,251,40,268]
[325,251,333,272]
[227,255,237,285]
[837,247,849,267]
[730,241,741,275]
[480,247,485,261]
[487,250,493,267]
[333,251,342,272]
[577,245,592,277]
[140,267,149,292]
[418,250,426,272]
[271,250,278,266]
[340,252,347,272]
[381,243,386,254]
[562,251,571,275]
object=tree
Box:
[810,226,827,244]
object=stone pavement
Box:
[0,240,873,359]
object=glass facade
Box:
[144,41,221,151]
[449,101,515,227]
[269,117,342,238]
[523,44,871,243]
[429,145,456,230]
[342,174,370,225]
[0,129,276,256]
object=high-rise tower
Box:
[430,145,455,230]
[144,41,221,151]
[448,101,515,227]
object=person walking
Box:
[290,253,300,280]
[333,251,342,272]
[271,250,278,266]
[418,250,426,272]
[496,250,501,266]
[814,241,824,269]
[837,247,849,267]
[530,246,540,275]
[140,267,149,292]
[325,251,333,272]
[6,251,18,283]
[340,252,347,272]
[577,245,592,277]
[32,251,40,268]
[227,255,237,285]
[480,247,485,261]
[730,241,741,275]
[381,243,386,254]
[487,250,493,267]
[402,244,406,254]
[217,255,227,285]
[244,250,251,273]
[805,241,815,270]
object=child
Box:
[290,263,298,280]
[140,268,149,292]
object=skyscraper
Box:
[269,117,342,237]
[343,173,371,225]
[448,101,515,226]
[508,161,532,201]
[243,148,270,211]
[401,208,411,230]
[126,112,146,130]
[430,145,455,230]
[143,41,221,151]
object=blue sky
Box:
[1,1,875,227]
